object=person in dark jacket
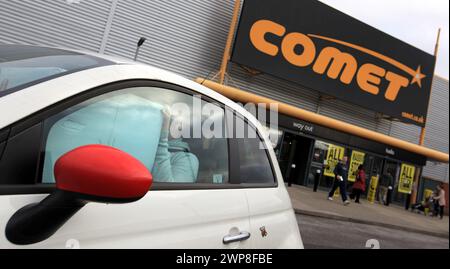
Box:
[350,165,366,204]
[378,169,394,206]
[328,156,350,205]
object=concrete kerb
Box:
[295,208,450,238]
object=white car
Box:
[0,45,303,249]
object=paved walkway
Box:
[287,185,449,238]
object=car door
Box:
[0,80,251,249]
[233,119,303,249]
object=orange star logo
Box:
[410,66,426,88]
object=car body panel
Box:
[245,187,303,249]
[0,189,251,249]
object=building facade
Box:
[0,0,448,207]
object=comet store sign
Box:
[398,164,416,194]
[231,0,436,126]
[324,144,345,178]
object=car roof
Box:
[0,44,81,62]
[0,44,132,64]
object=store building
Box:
[0,0,448,209]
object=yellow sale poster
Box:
[348,150,365,182]
[367,175,379,204]
[398,164,416,194]
[324,144,345,178]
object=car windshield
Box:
[0,45,113,97]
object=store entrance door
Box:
[363,155,384,198]
[279,132,314,186]
[382,160,404,206]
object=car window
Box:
[40,86,229,185]
[234,118,276,184]
[0,45,112,96]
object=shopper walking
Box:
[328,156,350,205]
[433,184,446,219]
[350,165,366,204]
[378,169,394,206]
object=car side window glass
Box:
[41,86,229,184]
[236,120,276,184]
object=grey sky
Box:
[319,0,449,79]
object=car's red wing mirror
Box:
[55,144,152,202]
[6,145,152,245]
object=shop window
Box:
[309,140,349,190]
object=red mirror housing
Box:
[54,144,152,201]
[6,145,153,245]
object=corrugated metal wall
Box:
[228,66,320,113]
[0,0,112,52]
[317,98,392,134]
[424,77,449,152]
[103,0,234,79]
[421,77,449,182]
[0,0,448,182]
[389,121,421,144]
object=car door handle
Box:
[223,231,251,244]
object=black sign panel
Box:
[231,0,436,126]
[277,114,427,166]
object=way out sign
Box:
[398,164,416,194]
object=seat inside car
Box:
[43,93,164,183]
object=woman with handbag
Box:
[350,165,366,204]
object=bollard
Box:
[405,193,411,210]
[313,169,321,192]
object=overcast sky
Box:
[319,0,449,79]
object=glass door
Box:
[278,132,294,182]
[382,160,403,205]
[364,155,384,197]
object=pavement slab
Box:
[287,185,449,238]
